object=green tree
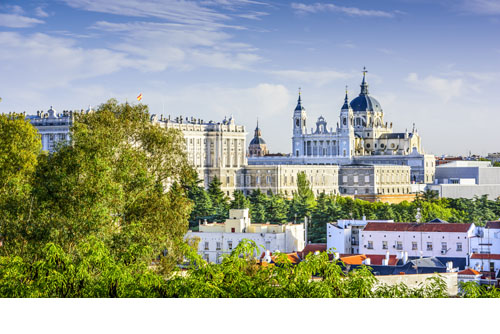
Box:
[230,190,250,210]
[248,189,268,223]
[207,176,229,221]
[265,193,289,224]
[8,100,193,273]
[0,113,42,257]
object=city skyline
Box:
[1,0,500,156]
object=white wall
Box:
[186,223,304,263]
[360,227,475,259]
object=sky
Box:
[1,0,500,156]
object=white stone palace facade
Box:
[25,69,432,199]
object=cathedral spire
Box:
[342,85,350,110]
[254,118,261,137]
[360,66,369,95]
[295,87,304,111]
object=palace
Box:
[25,68,433,201]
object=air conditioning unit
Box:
[393,245,396,248]
[441,250,446,254]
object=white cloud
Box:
[270,69,353,87]
[35,6,50,18]
[406,72,464,102]
[291,2,396,18]
[461,0,500,14]
[92,20,262,71]
[63,0,233,26]
[0,32,132,88]
[0,13,44,28]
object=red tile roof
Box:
[363,222,472,233]
[260,251,301,264]
[364,254,399,266]
[458,268,481,275]
[471,253,500,260]
[298,244,327,258]
[485,221,500,229]
[340,255,367,265]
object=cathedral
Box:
[291,69,423,162]
[248,68,435,184]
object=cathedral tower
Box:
[292,90,307,157]
[338,89,354,158]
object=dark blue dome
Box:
[349,95,382,112]
[250,137,266,145]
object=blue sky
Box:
[1,0,500,156]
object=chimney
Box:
[385,251,390,262]
[403,251,408,265]
[446,261,453,272]
[264,250,271,262]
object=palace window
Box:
[367,241,373,249]
[457,243,462,252]
[382,241,388,250]
[204,242,209,251]
[412,242,418,250]
[396,241,403,250]
[426,242,433,251]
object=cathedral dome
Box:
[349,68,382,112]
[350,95,382,112]
[250,136,266,145]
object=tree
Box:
[0,113,42,257]
[248,189,268,223]
[207,176,229,221]
[292,171,316,220]
[230,190,250,210]
[5,100,193,273]
[265,193,288,224]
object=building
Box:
[185,208,305,263]
[339,164,414,202]
[469,221,500,278]
[327,218,394,254]
[236,164,339,197]
[248,69,435,184]
[247,121,268,157]
[26,106,78,152]
[152,114,247,195]
[428,160,500,199]
[360,221,476,269]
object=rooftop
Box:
[458,268,481,276]
[363,222,472,233]
[470,253,500,260]
[485,221,500,229]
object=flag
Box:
[137,93,143,101]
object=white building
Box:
[428,161,500,199]
[185,209,305,263]
[152,114,247,196]
[469,221,500,277]
[26,107,78,152]
[249,69,435,184]
[327,218,393,254]
[360,222,475,266]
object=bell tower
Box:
[338,87,354,159]
[292,89,307,157]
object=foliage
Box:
[0,100,194,275]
